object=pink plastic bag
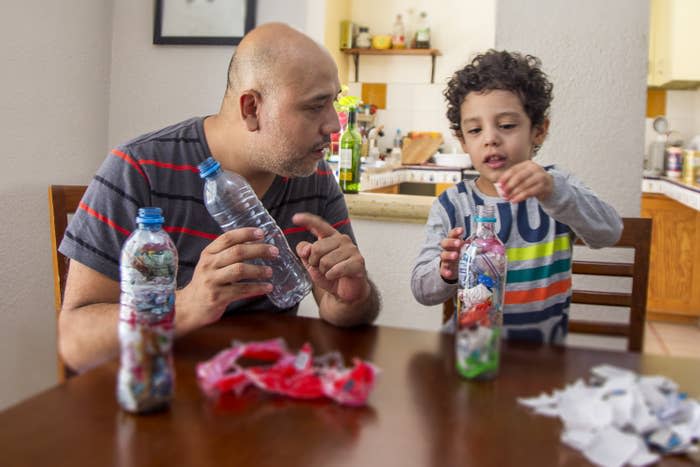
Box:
[196,338,379,407]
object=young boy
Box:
[410,50,622,343]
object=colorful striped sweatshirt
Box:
[59,117,354,314]
[410,167,622,343]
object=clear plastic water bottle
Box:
[117,207,177,413]
[197,157,312,309]
[455,205,507,380]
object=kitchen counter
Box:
[640,176,700,323]
[360,164,475,191]
[642,176,700,211]
[344,192,433,223]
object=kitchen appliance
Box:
[644,116,669,176]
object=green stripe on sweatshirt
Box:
[506,258,571,283]
[506,235,570,262]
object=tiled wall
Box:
[645,88,700,156]
[347,81,461,154]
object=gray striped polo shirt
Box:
[59,117,354,313]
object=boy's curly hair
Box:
[444,50,553,139]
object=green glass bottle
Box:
[339,108,362,194]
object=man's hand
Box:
[176,227,278,333]
[292,213,370,305]
[497,160,554,203]
[440,227,464,282]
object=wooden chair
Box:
[443,217,652,352]
[48,185,87,381]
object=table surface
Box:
[2,313,699,467]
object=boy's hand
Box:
[497,160,553,203]
[439,227,464,282]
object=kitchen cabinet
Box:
[648,0,700,89]
[341,48,442,83]
[641,193,700,322]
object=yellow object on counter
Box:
[372,35,392,50]
[683,150,699,183]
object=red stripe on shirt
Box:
[79,202,132,237]
[316,169,334,176]
[164,226,218,240]
[282,218,351,235]
[111,149,147,180]
[138,160,200,173]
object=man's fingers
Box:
[208,243,277,269]
[292,212,337,239]
[206,227,264,254]
[324,257,366,281]
[212,262,273,286]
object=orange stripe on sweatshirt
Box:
[111,149,147,180]
[79,202,131,236]
[505,278,572,305]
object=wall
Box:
[299,219,443,330]
[644,89,700,153]
[108,0,308,148]
[496,0,649,218]
[345,0,497,152]
[0,1,114,409]
[0,0,310,411]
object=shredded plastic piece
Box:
[196,338,379,406]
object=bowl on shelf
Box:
[371,35,392,50]
[433,153,472,168]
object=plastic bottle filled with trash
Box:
[117,207,177,413]
[198,157,312,309]
[455,204,507,380]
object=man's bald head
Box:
[225,23,335,97]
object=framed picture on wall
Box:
[154,0,256,45]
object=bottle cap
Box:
[137,207,164,225]
[198,157,221,178]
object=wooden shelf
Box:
[341,48,442,83]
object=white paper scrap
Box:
[517,364,700,466]
[583,426,639,467]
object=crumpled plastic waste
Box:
[518,364,700,467]
[196,338,379,407]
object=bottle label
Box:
[339,148,353,170]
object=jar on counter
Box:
[356,27,371,48]
[682,150,700,184]
[665,146,683,179]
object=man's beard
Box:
[254,139,318,178]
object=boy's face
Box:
[458,90,548,196]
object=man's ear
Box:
[533,118,550,146]
[239,90,261,132]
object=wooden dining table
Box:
[1,312,699,467]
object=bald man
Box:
[58,23,381,372]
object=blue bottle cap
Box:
[478,273,495,288]
[198,157,221,178]
[137,207,164,225]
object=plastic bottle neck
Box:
[138,222,163,232]
[476,221,496,238]
[474,205,497,238]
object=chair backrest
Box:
[48,185,87,381]
[568,217,651,352]
[442,217,652,352]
